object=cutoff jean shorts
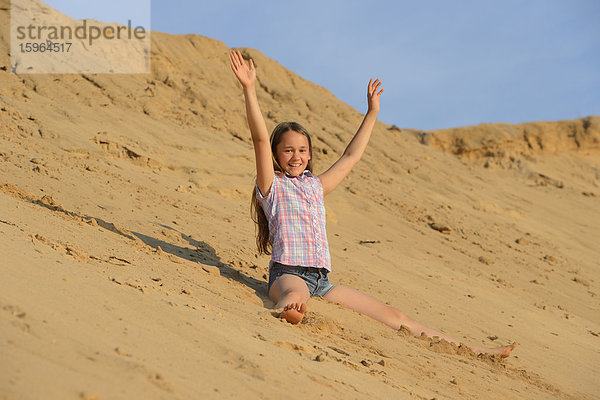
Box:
[268,262,335,298]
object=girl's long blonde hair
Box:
[251,121,314,255]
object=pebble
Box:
[429,223,451,234]
[478,256,493,265]
[202,265,220,276]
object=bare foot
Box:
[280,302,306,324]
[498,342,517,358]
[484,342,517,358]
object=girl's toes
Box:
[279,303,306,324]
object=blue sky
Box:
[43,0,599,130]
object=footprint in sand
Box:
[299,311,344,335]
[2,304,31,334]
[32,234,90,263]
[272,341,315,355]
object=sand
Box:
[1,1,599,399]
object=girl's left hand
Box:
[367,78,384,114]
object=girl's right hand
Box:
[230,50,256,89]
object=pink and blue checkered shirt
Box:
[256,170,331,271]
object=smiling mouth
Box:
[289,163,302,167]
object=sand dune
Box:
[1,1,599,399]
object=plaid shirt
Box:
[256,170,331,271]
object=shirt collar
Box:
[284,169,312,179]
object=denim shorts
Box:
[268,262,335,298]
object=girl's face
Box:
[275,130,311,176]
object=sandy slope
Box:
[1,1,599,399]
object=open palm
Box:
[230,50,256,88]
[367,78,384,113]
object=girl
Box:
[230,50,515,358]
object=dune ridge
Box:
[417,117,600,160]
[1,1,599,399]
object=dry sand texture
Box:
[1,1,599,399]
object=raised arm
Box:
[230,50,274,196]
[318,78,384,196]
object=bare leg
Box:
[269,274,310,324]
[324,285,516,357]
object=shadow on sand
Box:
[22,193,271,307]
[131,223,271,306]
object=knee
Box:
[279,288,305,304]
